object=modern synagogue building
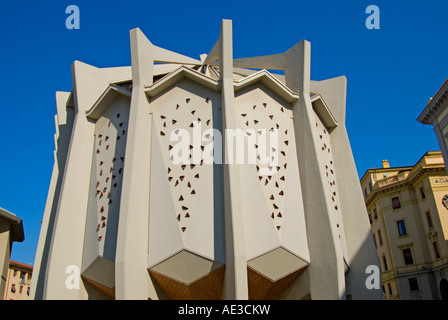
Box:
[31,20,381,300]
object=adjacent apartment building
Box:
[360,151,448,300]
[0,207,24,299]
[417,77,448,173]
[2,260,33,300]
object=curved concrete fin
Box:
[233,38,311,72]
[130,28,201,87]
[130,28,154,87]
[233,52,286,70]
[153,45,201,65]
[283,40,311,95]
[233,39,310,95]
[204,36,222,65]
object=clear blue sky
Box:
[0,0,447,265]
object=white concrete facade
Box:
[31,20,381,300]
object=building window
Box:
[420,187,426,199]
[368,212,372,224]
[373,208,378,219]
[11,284,16,293]
[19,285,23,294]
[388,283,393,296]
[426,211,433,228]
[13,270,17,277]
[408,278,419,292]
[397,220,408,236]
[382,255,388,271]
[20,273,26,285]
[364,188,368,198]
[378,229,383,246]
[27,287,30,296]
[392,196,401,209]
[433,241,441,259]
[369,182,373,192]
[402,248,414,265]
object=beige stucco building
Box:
[361,151,448,300]
[0,208,24,300]
[31,20,381,300]
[418,77,448,173]
[3,260,33,300]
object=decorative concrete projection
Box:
[31,20,381,300]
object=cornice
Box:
[418,77,448,125]
[365,165,446,206]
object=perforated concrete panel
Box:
[235,84,310,263]
[81,95,130,289]
[147,79,225,268]
[312,105,349,266]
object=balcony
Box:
[373,172,409,190]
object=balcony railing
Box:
[373,172,409,189]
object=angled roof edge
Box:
[85,84,132,120]
[233,69,299,103]
[310,94,338,129]
[9,260,33,270]
[0,207,21,223]
[144,66,220,97]
[0,207,24,242]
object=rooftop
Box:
[360,151,445,192]
[9,260,33,271]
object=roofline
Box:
[310,94,338,129]
[143,66,302,106]
[9,260,33,271]
[82,66,339,128]
[417,77,448,125]
[145,66,220,97]
[360,151,443,183]
[0,207,21,223]
[0,207,24,242]
[85,84,132,120]
[360,166,413,183]
[414,150,442,166]
[233,69,299,103]
[364,163,446,206]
